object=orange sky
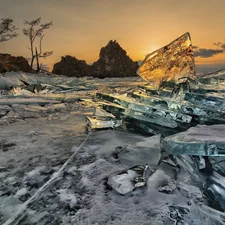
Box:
[1,0,225,72]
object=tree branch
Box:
[0,18,18,43]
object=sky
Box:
[1,0,225,73]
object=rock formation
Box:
[91,40,139,78]
[52,55,91,77]
[52,40,139,78]
[0,53,32,73]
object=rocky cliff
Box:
[91,40,139,78]
[0,53,32,73]
[52,55,91,77]
[52,40,139,78]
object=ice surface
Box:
[57,189,77,208]
[163,124,225,156]
[0,127,223,225]
[15,188,27,198]
[0,196,22,220]
[137,32,196,89]
[2,71,225,224]
[0,98,60,106]
[116,135,161,167]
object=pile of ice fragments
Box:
[0,71,100,125]
[1,33,225,223]
[86,33,225,212]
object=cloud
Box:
[193,48,223,58]
[214,41,225,50]
[193,39,225,58]
[192,45,198,49]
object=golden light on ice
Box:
[137,32,196,89]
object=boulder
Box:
[0,53,32,73]
[52,55,91,77]
[91,40,139,78]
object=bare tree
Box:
[0,18,18,43]
[23,17,53,72]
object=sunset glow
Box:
[1,0,225,73]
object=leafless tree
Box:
[23,17,53,72]
[0,18,18,43]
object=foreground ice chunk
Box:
[201,69,225,79]
[97,92,192,128]
[0,77,18,90]
[184,92,225,111]
[163,124,225,156]
[94,107,116,117]
[181,103,225,118]
[130,92,169,108]
[124,109,179,128]
[127,103,192,124]
[137,32,196,89]
[209,156,225,174]
[139,85,172,97]
[122,116,183,136]
[116,135,161,167]
[107,165,151,195]
[205,172,225,211]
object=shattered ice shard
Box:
[205,172,225,211]
[209,156,225,174]
[168,205,190,220]
[163,124,225,156]
[86,116,122,129]
[184,92,225,111]
[107,165,152,195]
[201,68,225,79]
[115,135,161,167]
[137,32,196,89]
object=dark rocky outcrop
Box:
[0,53,32,73]
[52,55,91,77]
[52,40,139,78]
[91,40,139,78]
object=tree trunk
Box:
[30,56,35,69]
[35,47,40,74]
[30,41,34,70]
